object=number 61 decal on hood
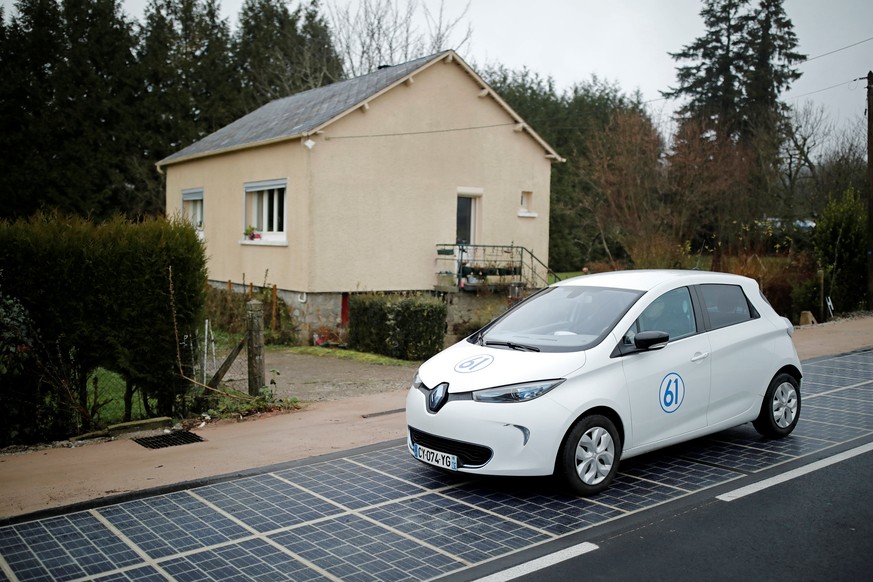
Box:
[454,354,494,373]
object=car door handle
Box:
[691,352,710,362]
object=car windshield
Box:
[478,285,644,352]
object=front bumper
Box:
[405,387,572,477]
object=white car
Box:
[406,270,802,495]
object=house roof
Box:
[157,50,562,168]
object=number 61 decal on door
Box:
[659,372,685,413]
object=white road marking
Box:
[472,542,599,582]
[717,440,873,501]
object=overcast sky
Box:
[3,0,871,137]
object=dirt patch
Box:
[263,349,418,402]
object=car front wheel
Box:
[558,414,621,496]
[753,373,801,438]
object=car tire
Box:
[558,414,621,496]
[753,373,801,438]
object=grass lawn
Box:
[88,368,150,426]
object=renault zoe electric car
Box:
[406,270,802,495]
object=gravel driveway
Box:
[264,349,418,402]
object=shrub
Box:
[813,188,867,313]
[204,284,298,345]
[349,293,447,361]
[348,294,390,355]
[0,214,206,444]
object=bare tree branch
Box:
[327,0,472,77]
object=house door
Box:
[456,196,475,245]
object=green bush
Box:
[790,277,822,323]
[348,294,387,355]
[390,296,448,360]
[349,293,446,361]
[0,213,206,445]
[204,284,298,345]
[813,188,868,313]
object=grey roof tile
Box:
[159,52,447,166]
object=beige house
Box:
[159,50,561,334]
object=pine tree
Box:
[141,0,241,147]
[0,0,64,220]
[234,0,342,112]
[185,0,242,135]
[663,0,805,250]
[297,0,343,90]
[662,0,751,142]
[134,0,181,213]
[135,0,241,214]
[51,0,141,218]
[741,0,804,138]
[0,0,146,220]
[664,0,803,145]
[235,0,305,110]
[740,0,804,219]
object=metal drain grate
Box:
[133,431,204,449]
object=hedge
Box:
[349,294,447,361]
[0,213,206,445]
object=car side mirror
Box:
[634,330,669,351]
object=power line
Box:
[324,122,517,140]
[802,36,873,64]
[650,36,873,106]
[780,36,873,101]
[785,79,861,101]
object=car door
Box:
[620,286,712,449]
[696,283,774,425]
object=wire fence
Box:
[186,321,251,398]
[85,319,252,427]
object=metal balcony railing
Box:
[434,243,560,293]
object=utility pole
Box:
[868,71,873,310]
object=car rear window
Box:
[698,284,757,329]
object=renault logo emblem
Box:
[428,383,449,413]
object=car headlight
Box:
[412,372,424,389]
[472,379,564,403]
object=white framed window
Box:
[518,190,538,218]
[244,179,287,244]
[182,188,204,234]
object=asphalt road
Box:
[502,441,873,582]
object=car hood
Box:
[417,339,587,393]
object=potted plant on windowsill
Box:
[244,225,261,240]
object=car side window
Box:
[624,287,696,344]
[698,284,755,329]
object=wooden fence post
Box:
[246,300,265,396]
[272,284,278,331]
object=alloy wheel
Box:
[575,426,615,485]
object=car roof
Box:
[553,269,755,292]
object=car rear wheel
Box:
[753,373,800,438]
[558,414,621,496]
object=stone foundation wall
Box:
[277,290,343,344]
[211,281,526,349]
[442,290,515,346]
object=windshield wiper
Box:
[484,340,540,352]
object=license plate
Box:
[413,443,458,471]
